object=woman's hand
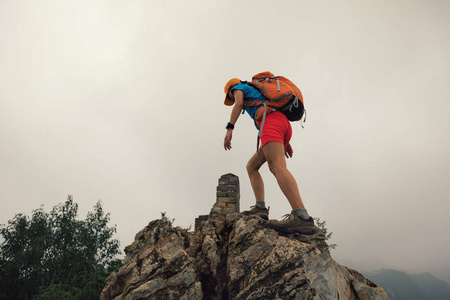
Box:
[224,129,233,150]
[285,143,293,158]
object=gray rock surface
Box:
[101,213,388,300]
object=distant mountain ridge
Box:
[364,269,450,300]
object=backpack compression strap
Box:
[253,76,281,94]
[243,99,264,106]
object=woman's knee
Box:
[247,155,263,174]
[246,160,259,175]
[267,160,285,176]
[267,161,277,175]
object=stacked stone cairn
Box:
[194,173,240,231]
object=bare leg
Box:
[246,149,267,203]
[262,142,306,210]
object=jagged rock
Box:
[101,214,388,300]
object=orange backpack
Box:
[243,71,305,127]
[242,72,306,159]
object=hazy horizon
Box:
[1,0,449,284]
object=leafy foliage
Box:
[0,196,122,300]
[315,218,337,249]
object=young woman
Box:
[223,78,316,234]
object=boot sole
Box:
[268,224,316,235]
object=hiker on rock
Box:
[223,73,316,234]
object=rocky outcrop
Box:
[101,213,388,300]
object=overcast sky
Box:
[1,0,449,283]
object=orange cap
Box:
[224,78,241,106]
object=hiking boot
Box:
[268,211,317,234]
[242,206,269,220]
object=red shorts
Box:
[260,111,292,148]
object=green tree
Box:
[0,196,122,300]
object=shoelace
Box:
[280,214,295,222]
